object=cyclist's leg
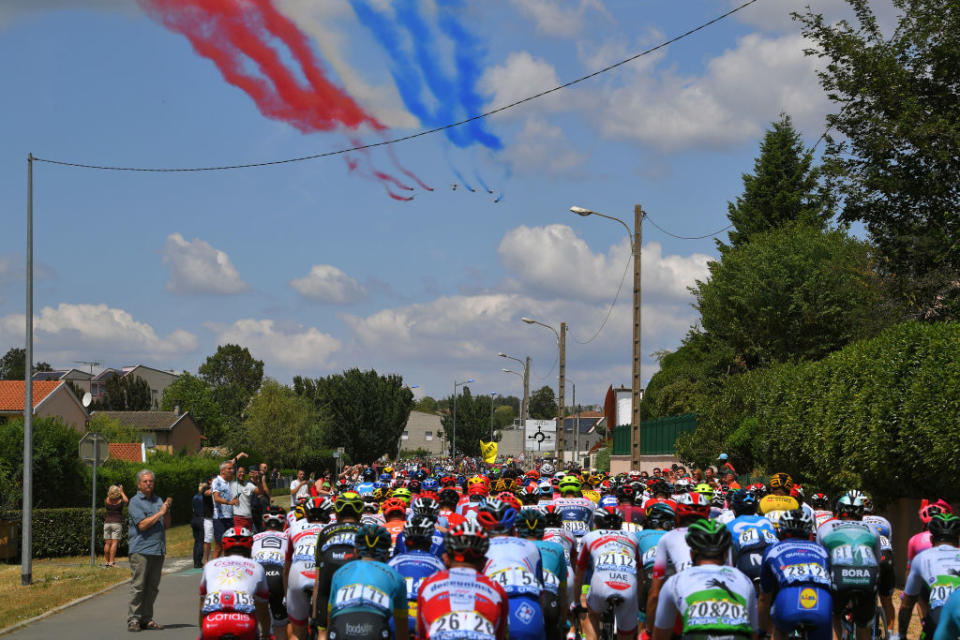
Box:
[771,586,832,640]
[877,556,896,638]
[851,591,878,640]
[612,592,638,640]
[580,585,599,640]
[286,571,311,640]
[263,566,289,632]
[540,591,562,640]
[832,589,852,640]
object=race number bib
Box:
[292,541,316,565]
[596,551,637,573]
[254,550,284,566]
[542,571,561,594]
[783,563,829,582]
[642,547,658,568]
[562,520,588,533]
[737,526,777,550]
[322,532,355,552]
[333,583,390,612]
[428,611,496,640]
[489,566,539,596]
[684,591,750,633]
[202,590,255,614]
[879,535,892,551]
[929,575,960,610]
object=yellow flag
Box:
[480,440,498,464]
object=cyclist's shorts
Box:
[772,586,832,640]
[315,553,352,628]
[734,550,763,582]
[541,591,562,638]
[262,566,288,627]
[507,594,546,640]
[586,575,638,634]
[831,587,876,628]
[201,611,257,640]
[877,555,895,597]
[285,568,314,626]
[328,611,391,640]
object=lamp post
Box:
[571,204,644,470]
[521,317,566,459]
[498,352,529,427]
[489,392,498,440]
[452,378,473,459]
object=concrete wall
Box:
[610,453,680,474]
[36,388,87,431]
[402,411,444,456]
[497,427,526,458]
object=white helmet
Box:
[540,462,555,475]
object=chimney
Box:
[174,404,181,416]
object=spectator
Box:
[127,468,172,632]
[104,484,128,568]
[692,468,705,483]
[290,469,309,507]
[201,477,214,564]
[704,466,717,485]
[211,461,238,558]
[234,465,267,530]
[191,483,205,569]
[249,467,271,532]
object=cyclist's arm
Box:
[898,593,917,638]
[645,577,665,636]
[652,577,676,640]
[255,600,271,638]
[197,595,204,632]
[757,591,774,633]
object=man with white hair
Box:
[127,468,172,632]
[211,460,239,558]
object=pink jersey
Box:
[907,531,932,570]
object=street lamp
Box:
[452,378,473,459]
[498,352,530,426]
[570,203,644,470]
[521,317,567,458]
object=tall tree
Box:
[0,347,53,380]
[161,372,227,444]
[243,379,322,469]
[528,385,558,419]
[198,344,264,423]
[797,0,960,318]
[717,113,831,254]
[439,387,495,457]
[294,369,414,463]
[94,375,152,411]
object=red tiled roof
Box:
[0,381,63,412]
[578,410,603,418]
[109,443,144,463]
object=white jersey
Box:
[654,564,758,635]
[652,527,692,580]
[200,556,269,615]
[813,510,834,529]
[251,530,288,567]
[543,528,575,564]
[863,514,893,552]
[483,536,544,598]
[552,497,596,537]
[287,522,324,573]
[904,545,960,614]
[716,509,735,525]
[577,529,642,631]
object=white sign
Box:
[524,420,556,451]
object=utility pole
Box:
[572,383,580,466]
[556,322,566,460]
[630,204,644,471]
[22,153,34,585]
[521,357,530,431]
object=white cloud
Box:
[498,118,582,175]
[290,265,366,304]
[508,0,609,37]
[480,52,569,113]
[498,224,710,302]
[0,303,198,358]
[209,319,341,370]
[732,0,900,35]
[596,33,828,151]
[162,233,248,295]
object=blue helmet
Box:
[379,473,392,483]
[422,478,440,492]
[730,489,757,516]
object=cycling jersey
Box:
[934,589,960,640]
[543,527,576,603]
[759,494,799,516]
[553,496,596,539]
[716,509,736,525]
[908,531,933,570]
[728,514,779,582]
[354,481,375,495]
[484,536,545,640]
[200,555,270,615]
[813,510,834,529]
[863,515,893,552]
[251,530,287,568]
[617,504,646,527]
[383,518,406,548]
[457,498,485,520]
[903,544,960,628]
[655,564,758,636]
[392,528,445,560]
[532,539,568,596]
[417,566,509,640]
[636,529,669,578]
[388,549,447,636]
[327,559,407,639]
[760,539,833,640]
[577,529,642,633]
[652,527,693,580]
[817,519,882,627]
[284,521,324,625]
[312,521,360,628]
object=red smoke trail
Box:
[385,143,434,191]
[346,154,414,202]
[348,137,413,192]
[139,0,423,198]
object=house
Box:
[562,411,606,464]
[109,442,146,463]
[90,368,122,403]
[400,410,444,456]
[0,380,88,431]
[95,410,202,453]
[32,368,94,394]
[120,365,180,409]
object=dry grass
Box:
[0,523,194,631]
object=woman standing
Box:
[103,484,128,567]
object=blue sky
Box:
[0,0,896,404]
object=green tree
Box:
[87,412,142,442]
[94,375,152,411]
[717,114,831,253]
[161,372,227,444]
[694,224,885,369]
[0,417,88,507]
[294,369,414,463]
[413,396,438,413]
[243,379,323,469]
[198,344,264,423]
[797,0,960,318]
[0,347,53,380]
[528,385,558,419]
[494,405,515,429]
[439,387,495,457]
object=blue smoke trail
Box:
[474,172,492,194]
[452,167,475,192]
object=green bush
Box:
[676,321,960,506]
[0,418,88,509]
[1,507,129,559]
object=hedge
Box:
[1,507,129,559]
[675,321,960,506]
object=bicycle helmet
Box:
[516,508,546,538]
[304,497,330,522]
[594,506,623,530]
[675,492,711,524]
[421,478,440,492]
[810,492,830,510]
[651,480,673,497]
[920,499,954,524]
[336,478,350,493]
[791,484,806,505]
[362,494,379,514]
[381,497,408,518]
[542,504,562,528]
[262,506,286,531]
[693,483,715,503]
[836,492,865,520]
[858,492,874,514]
[778,508,814,539]
[355,523,392,561]
[768,472,794,491]
[467,475,488,490]
[685,519,731,559]
[646,502,676,530]
[711,487,727,508]
[525,469,541,481]
[616,483,635,504]
[440,475,457,488]
[730,489,758,516]
[928,514,960,543]
[538,481,554,497]
[674,478,693,493]
[445,519,490,563]
[412,496,440,519]
[476,498,518,534]
[392,487,413,505]
[540,462,555,476]
[438,488,460,508]
[467,482,489,498]
[407,479,421,494]
[403,515,437,549]
[334,491,364,517]
[520,484,540,505]
[558,475,582,496]
[222,526,254,556]
[362,467,376,481]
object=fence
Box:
[612,414,698,456]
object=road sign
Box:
[79,432,109,464]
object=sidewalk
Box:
[4,557,201,639]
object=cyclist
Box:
[759,473,800,530]
[553,475,596,546]
[251,506,289,635]
[458,481,488,521]
[616,483,646,529]
[934,589,960,640]
[388,515,446,638]
[653,519,758,640]
[810,492,833,529]
[327,523,409,640]
[355,468,377,496]
[198,526,271,640]
[285,498,328,640]
[478,498,546,640]
[909,500,955,570]
[575,506,640,640]
[517,507,567,640]
[311,491,363,640]
[899,514,960,640]
[728,489,779,590]
[816,492,882,640]
[861,493,897,639]
[758,508,832,640]
[542,504,577,609]
[637,502,675,630]
[381,497,409,548]
[417,520,510,639]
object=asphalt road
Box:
[8,557,203,640]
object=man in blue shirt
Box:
[127,468,172,633]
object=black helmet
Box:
[412,497,440,520]
[516,508,546,538]
[730,489,758,516]
[438,488,460,508]
[929,514,960,543]
[593,506,623,530]
[362,467,376,481]
[403,515,436,550]
[444,520,489,562]
[685,519,732,559]
[476,498,518,534]
[355,523,392,560]
[304,497,329,522]
[778,508,813,539]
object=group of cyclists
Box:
[195,461,960,640]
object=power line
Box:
[33,0,763,173]
[574,251,633,345]
[645,214,733,240]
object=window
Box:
[425,431,433,441]
[401,431,409,440]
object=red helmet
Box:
[468,483,489,497]
[525,469,540,481]
[675,492,711,524]
[222,526,254,553]
[498,491,522,512]
[381,498,408,518]
[920,499,955,524]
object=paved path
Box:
[8,558,203,639]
